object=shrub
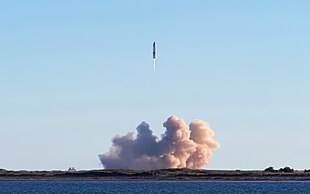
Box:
[279,166,294,172]
[264,167,276,172]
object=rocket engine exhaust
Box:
[98,115,220,170]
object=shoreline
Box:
[2,169,310,182]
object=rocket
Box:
[153,42,156,59]
[152,42,156,72]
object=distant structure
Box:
[68,167,76,172]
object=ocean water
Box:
[1,181,310,194]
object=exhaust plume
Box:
[99,115,220,170]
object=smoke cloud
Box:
[99,115,220,170]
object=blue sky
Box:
[0,0,310,170]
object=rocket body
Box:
[153,42,156,59]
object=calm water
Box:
[1,181,310,194]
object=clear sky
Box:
[1,0,309,170]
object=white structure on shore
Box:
[68,167,76,172]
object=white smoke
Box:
[99,115,220,170]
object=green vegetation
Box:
[304,169,310,173]
[279,166,294,172]
[0,167,304,177]
[1,167,309,181]
[264,166,294,173]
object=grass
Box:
[0,168,308,177]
